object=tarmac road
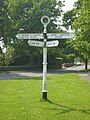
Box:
[0,64,90,80]
[64,64,90,71]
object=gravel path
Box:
[0,71,43,80]
[80,73,90,81]
[0,64,90,80]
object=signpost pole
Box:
[41,16,50,100]
[42,24,47,99]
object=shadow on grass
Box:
[0,71,43,80]
[41,99,90,115]
[13,76,43,81]
[0,76,43,81]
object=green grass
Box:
[0,74,90,120]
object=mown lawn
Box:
[0,73,90,120]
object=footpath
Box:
[0,64,90,80]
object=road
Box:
[0,64,90,80]
[64,64,90,71]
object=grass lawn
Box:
[0,73,90,120]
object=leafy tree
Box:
[1,0,68,68]
[73,0,90,69]
[0,0,12,43]
[62,9,76,30]
[7,0,62,35]
[0,46,14,66]
[63,0,90,69]
[6,0,63,66]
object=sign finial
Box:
[41,16,50,26]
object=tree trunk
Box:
[85,59,88,70]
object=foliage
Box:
[6,0,62,37]
[73,0,90,60]
[63,0,90,69]
[0,0,11,43]
[63,9,76,30]
[48,47,63,68]
[11,41,42,66]
[0,46,14,66]
[0,0,76,67]
[0,0,64,66]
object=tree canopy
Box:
[63,0,90,69]
[1,0,89,69]
[0,0,65,67]
[73,0,90,68]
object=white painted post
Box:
[41,16,50,99]
[42,25,47,99]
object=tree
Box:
[0,46,14,66]
[7,0,62,36]
[1,0,71,68]
[0,0,63,67]
[73,0,90,69]
[62,9,76,30]
[63,0,90,69]
[0,0,12,43]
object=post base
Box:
[42,92,47,100]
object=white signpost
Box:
[16,33,43,40]
[28,40,44,47]
[16,33,74,40]
[47,33,74,39]
[28,40,59,47]
[16,16,74,100]
[46,40,59,47]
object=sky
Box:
[58,0,78,32]
[62,0,78,12]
